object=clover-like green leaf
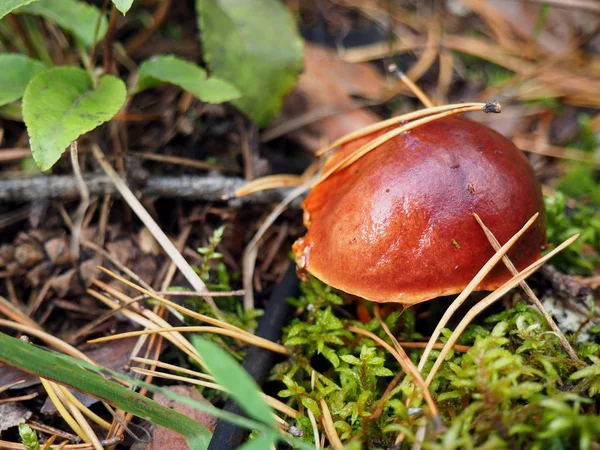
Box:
[135,55,239,104]
[16,0,108,46]
[112,0,133,15]
[196,0,303,126]
[0,0,39,20]
[0,54,45,106]
[23,67,126,171]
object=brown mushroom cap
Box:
[293,116,546,305]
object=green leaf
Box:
[18,424,39,450]
[0,54,45,107]
[23,67,126,171]
[196,0,303,126]
[0,332,211,450]
[340,355,362,366]
[192,336,276,426]
[135,55,239,104]
[0,0,39,20]
[112,0,133,15]
[16,0,108,46]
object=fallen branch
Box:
[0,174,302,205]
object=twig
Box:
[473,213,579,361]
[69,142,90,260]
[102,6,118,74]
[0,174,302,205]
[91,145,222,319]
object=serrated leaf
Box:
[16,0,108,46]
[135,55,239,104]
[0,54,45,106]
[0,0,39,20]
[192,336,276,426]
[340,355,361,366]
[0,332,211,450]
[23,67,126,171]
[371,367,394,377]
[196,0,303,126]
[321,346,340,368]
[112,0,133,14]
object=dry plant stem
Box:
[417,213,539,372]
[82,240,153,291]
[347,326,442,428]
[0,319,90,362]
[0,295,40,330]
[129,151,241,174]
[88,0,109,69]
[41,435,58,450]
[131,290,245,300]
[318,104,500,182]
[52,383,103,450]
[90,145,223,319]
[0,393,38,404]
[94,287,202,361]
[124,0,171,54]
[69,142,90,260]
[41,379,90,444]
[0,441,93,450]
[234,174,305,198]
[87,288,206,370]
[131,357,214,380]
[473,213,580,361]
[0,380,25,394]
[131,367,298,419]
[387,63,434,108]
[88,325,289,355]
[373,303,415,364]
[394,342,470,352]
[242,179,315,311]
[316,102,487,156]
[320,399,344,450]
[307,409,320,450]
[58,386,111,430]
[425,233,580,387]
[95,268,286,353]
[102,6,118,74]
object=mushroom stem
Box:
[424,233,580,387]
[473,213,580,361]
[417,212,539,373]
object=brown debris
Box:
[147,386,217,450]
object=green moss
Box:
[544,193,600,275]
[273,277,600,449]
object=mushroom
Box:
[292,115,546,305]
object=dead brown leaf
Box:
[147,386,217,450]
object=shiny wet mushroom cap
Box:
[293,116,546,305]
